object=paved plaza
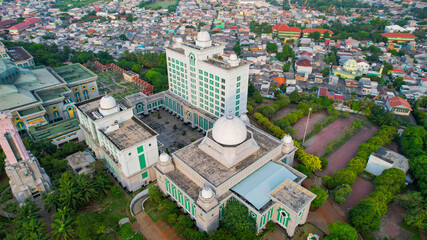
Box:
[141,109,205,153]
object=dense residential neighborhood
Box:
[0,0,426,239]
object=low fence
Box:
[129,189,149,216]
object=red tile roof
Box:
[296,59,312,67]
[8,18,41,30]
[318,87,328,96]
[388,96,412,110]
[302,28,334,34]
[272,77,285,85]
[273,24,301,32]
[381,32,417,39]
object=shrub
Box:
[325,221,357,240]
[173,124,177,130]
[309,186,328,209]
[347,157,367,175]
[191,138,196,142]
[331,184,352,204]
[165,121,169,124]
[295,165,311,179]
[324,168,356,189]
[182,131,186,136]
[157,113,161,119]
[348,201,381,233]
[320,157,328,169]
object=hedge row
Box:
[348,168,406,233]
[322,125,397,204]
[323,119,364,157]
[253,112,286,139]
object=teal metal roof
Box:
[232,161,297,210]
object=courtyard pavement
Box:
[141,110,204,153]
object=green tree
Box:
[348,201,381,232]
[309,186,328,209]
[331,184,352,204]
[409,155,427,197]
[396,191,427,232]
[309,31,321,42]
[51,207,77,240]
[76,174,98,204]
[324,168,356,189]
[119,34,127,41]
[374,168,406,196]
[266,42,278,53]
[233,42,241,56]
[324,31,330,39]
[325,221,357,240]
[282,63,291,72]
[221,201,256,234]
[289,90,300,103]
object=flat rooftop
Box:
[173,126,282,187]
[28,118,80,142]
[105,116,157,150]
[7,46,32,62]
[232,162,297,210]
[75,95,134,121]
[54,63,97,84]
[166,168,201,201]
[270,179,316,214]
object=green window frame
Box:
[139,154,147,169]
[142,172,148,179]
[137,145,144,153]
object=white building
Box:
[365,147,409,176]
[165,32,249,117]
[75,95,159,191]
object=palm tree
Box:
[51,207,77,240]
[75,175,98,203]
[15,199,40,221]
[58,178,83,210]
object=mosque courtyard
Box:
[140,109,205,153]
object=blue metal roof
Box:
[232,161,297,210]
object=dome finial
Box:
[226,110,233,119]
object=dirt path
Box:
[339,177,374,214]
[304,116,356,156]
[133,211,184,240]
[320,126,377,176]
[293,111,329,140]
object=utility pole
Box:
[301,108,312,148]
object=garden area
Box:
[92,69,142,100]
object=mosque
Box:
[76,31,317,237]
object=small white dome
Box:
[197,31,211,42]
[282,135,293,144]
[240,114,249,124]
[99,95,117,110]
[230,54,238,61]
[159,152,171,163]
[201,187,214,199]
[212,115,247,146]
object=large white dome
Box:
[197,31,211,42]
[99,95,117,110]
[343,59,358,73]
[212,115,247,146]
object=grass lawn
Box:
[143,198,163,222]
[291,223,326,240]
[400,222,422,240]
[111,85,122,91]
[103,79,113,85]
[121,82,134,88]
[145,0,177,8]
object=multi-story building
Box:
[302,29,333,39]
[272,24,301,39]
[75,95,159,191]
[0,42,35,68]
[53,63,99,103]
[155,114,315,237]
[165,32,248,117]
[0,58,98,145]
[0,111,51,203]
[380,33,417,43]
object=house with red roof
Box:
[272,24,301,39]
[386,96,412,115]
[302,29,333,38]
[272,77,286,85]
[317,87,345,105]
[295,59,312,74]
[8,18,41,35]
[380,33,417,43]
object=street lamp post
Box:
[302,108,312,148]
